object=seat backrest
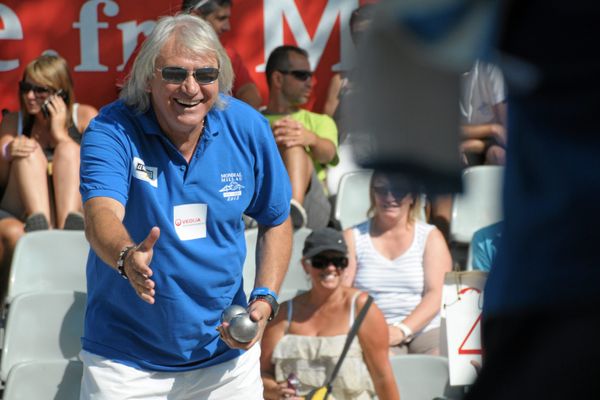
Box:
[1,290,86,381]
[334,170,373,229]
[2,359,83,400]
[450,165,504,244]
[6,231,89,302]
[243,227,312,302]
[389,354,464,400]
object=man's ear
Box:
[271,71,284,90]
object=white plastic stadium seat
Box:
[450,165,504,244]
[334,170,373,229]
[389,354,464,400]
[2,360,83,400]
[243,227,312,303]
[5,230,89,303]
[1,291,86,382]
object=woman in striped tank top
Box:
[343,171,451,355]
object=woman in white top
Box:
[0,54,97,231]
[343,171,452,355]
[260,227,399,400]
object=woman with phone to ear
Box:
[0,53,97,231]
[343,171,452,355]
[260,228,399,400]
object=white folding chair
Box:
[1,290,86,382]
[243,227,312,303]
[5,230,89,303]
[334,170,373,229]
[450,165,504,244]
[389,354,464,400]
[2,360,83,400]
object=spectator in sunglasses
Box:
[0,53,97,232]
[118,0,262,109]
[261,227,399,400]
[79,15,292,399]
[263,45,338,230]
[343,171,452,355]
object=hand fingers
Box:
[138,226,160,252]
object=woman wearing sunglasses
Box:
[0,53,97,231]
[343,171,452,355]
[261,227,399,400]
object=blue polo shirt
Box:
[80,96,291,371]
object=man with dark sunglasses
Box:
[263,45,339,230]
[79,15,292,399]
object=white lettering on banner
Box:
[116,20,156,71]
[73,0,120,72]
[259,0,359,73]
[0,4,24,72]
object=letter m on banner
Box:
[258,0,359,72]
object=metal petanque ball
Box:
[228,313,258,343]
[220,305,246,324]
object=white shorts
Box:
[79,345,263,400]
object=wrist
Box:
[117,244,136,280]
[249,287,279,321]
[392,321,414,344]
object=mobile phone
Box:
[41,89,69,118]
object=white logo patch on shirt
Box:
[219,172,244,201]
[132,157,158,188]
[174,203,207,241]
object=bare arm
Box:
[357,292,400,400]
[323,73,342,117]
[342,228,357,287]
[76,103,99,133]
[390,228,451,344]
[84,196,158,304]
[219,218,293,350]
[235,82,263,110]
[272,117,336,164]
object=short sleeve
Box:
[80,111,132,206]
[244,116,292,226]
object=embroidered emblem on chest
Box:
[219,172,244,201]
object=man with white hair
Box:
[80,14,291,399]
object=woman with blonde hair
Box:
[0,53,97,230]
[343,171,452,355]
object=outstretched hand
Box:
[124,227,160,304]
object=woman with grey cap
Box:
[260,227,399,400]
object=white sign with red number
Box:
[441,271,487,386]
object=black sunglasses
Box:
[19,81,52,95]
[373,185,408,199]
[278,69,313,82]
[309,256,349,269]
[157,66,219,85]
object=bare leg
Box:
[278,145,313,203]
[0,217,25,301]
[6,146,51,224]
[52,141,82,229]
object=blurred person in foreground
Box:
[263,45,338,229]
[0,54,97,231]
[343,171,451,355]
[79,14,292,399]
[260,227,399,400]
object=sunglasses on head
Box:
[19,81,52,95]
[309,256,349,269]
[373,185,408,199]
[278,69,313,82]
[157,66,219,85]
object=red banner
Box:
[1,0,373,117]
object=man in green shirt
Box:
[263,45,339,229]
